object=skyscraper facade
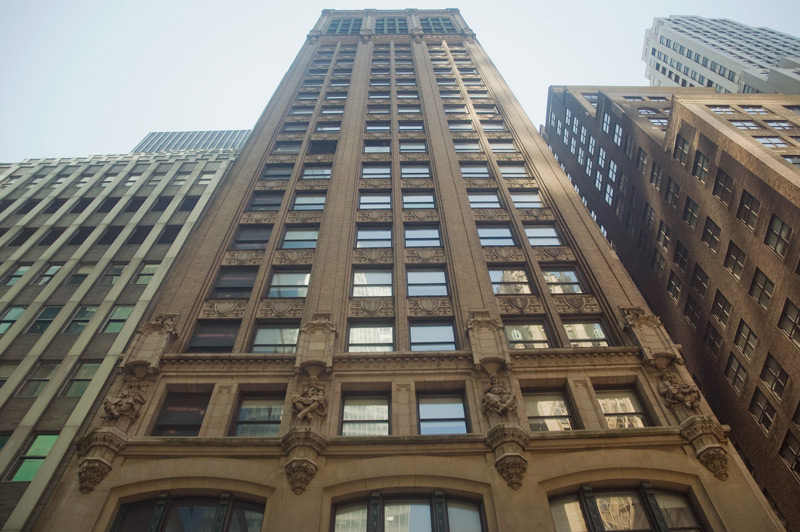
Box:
[544,85,800,530]
[22,10,784,532]
[643,16,800,95]
[0,148,237,530]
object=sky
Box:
[0,0,798,163]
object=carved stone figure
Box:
[78,459,112,494]
[291,376,328,421]
[103,378,146,421]
[482,374,517,419]
[658,371,701,410]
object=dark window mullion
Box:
[640,485,670,532]
[145,493,170,532]
[579,485,605,532]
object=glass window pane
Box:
[228,500,266,532]
[163,498,218,532]
[654,491,701,529]
[447,500,483,532]
[334,502,368,532]
[594,491,650,531]
[550,495,589,532]
[384,501,432,532]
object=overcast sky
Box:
[0,0,797,162]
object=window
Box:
[16,363,59,397]
[525,391,572,431]
[407,269,447,296]
[453,140,481,153]
[643,204,655,230]
[111,495,264,532]
[7,434,58,482]
[341,396,390,436]
[267,271,310,298]
[511,192,542,209]
[292,194,326,211]
[400,163,430,179]
[601,113,611,134]
[750,389,776,431]
[765,215,792,256]
[703,323,723,358]
[64,306,98,334]
[359,193,390,210]
[656,221,671,248]
[449,120,473,131]
[302,165,331,180]
[779,299,800,348]
[418,395,467,434]
[489,269,531,294]
[102,305,133,333]
[701,218,721,252]
[468,192,500,209]
[398,121,423,132]
[761,354,789,400]
[667,271,682,301]
[673,135,690,165]
[459,163,490,179]
[543,268,584,294]
[711,290,731,327]
[691,151,709,182]
[232,225,271,250]
[247,191,283,212]
[665,178,680,208]
[364,140,390,153]
[613,124,623,145]
[405,226,440,247]
[4,265,30,286]
[399,140,426,153]
[398,104,421,114]
[356,227,391,248]
[282,228,318,249]
[252,326,299,353]
[410,323,456,351]
[506,323,549,349]
[272,141,301,154]
[549,487,702,532]
[691,264,709,298]
[755,136,788,147]
[564,322,609,347]
[499,163,528,179]
[353,270,392,297]
[682,197,698,228]
[731,120,761,130]
[187,320,239,353]
[673,241,688,271]
[212,267,257,299]
[231,395,283,437]
[736,190,760,229]
[597,388,649,428]
[99,263,126,285]
[478,226,514,246]
[526,225,561,246]
[749,269,774,310]
[348,324,393,352]
[62,361,101,397]
[489,139,515,152]
[636,148,648,172]
[27,306,61,334]
[152,392,211,436]
[333,494,482,532]
[709,105,733,114]
[362,164,390,179]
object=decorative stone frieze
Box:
[405,248,446,263]
[259,299,304,318]
[473,209,509,221]
[510,348,642,368]
[274,250,314,265]
[353,249,393,264]
[553,295,600,314]
[407,298,453,316]
[241,211,277,224]
[287,211,322,224]
[459,178,495,188]
[505,178,538,188]
[296,180,329,191]
[359,180,392,190]
[532,247,575,262]
[399,178,434,189]
[518,209,554,221]
[620,306,683,370]
[267,155,297,164]
[349,298,394,317]
[484,247,524,263]
[200,300,248,319]
[333,353,473,372]
[304,154,335,163]
[496,296,543,314]
[357,210,392,223]
[402,209,438,222]
[222,250,264,266]
[362,153,392,162]
[255,180,288,191]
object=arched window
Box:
[333,490,484,531]
[550,485,703,531]
[111,493,264,532]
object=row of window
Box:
[325,16,458,35]
[3,262,157,289]
[0,359,99,399]
[0,194,198,218]
[0,167,215,193]
[0,304,133,336]
[3,223,181,248]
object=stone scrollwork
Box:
[78,459,112,494]
[697,447,729,480]
[494,455,527,490]
[658,371,701,411]
[482,374,518,421]
[292,376,328,421]
[285,458,318,494]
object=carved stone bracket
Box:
[680,415,729,480]
[485,424,529,490]
[467,310,510,370]
[282,428,328,495]
[78,459,112,494]
[75,427,128,494]
[620,306,683,370]
[121,313,178,377]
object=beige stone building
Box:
[22,10,785,532]
[544,86,800,530]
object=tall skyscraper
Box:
[0,146,238,530]
[643,16,800,94]
[544,85,800,530]
[15,10,785,532]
